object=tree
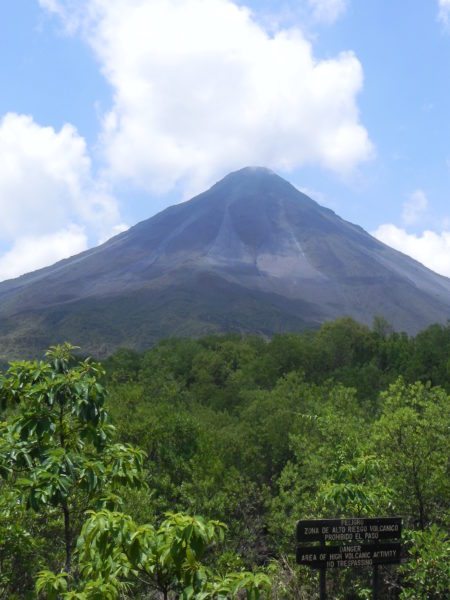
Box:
[0,343,145,576]
[268,382,367,551]
[37,510,271,599]
[400,525,450,599]
[315,318,374,372]
[0,484,39,598]
[373,379,450,528]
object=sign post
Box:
[319,567,326,600]
[296,517,402,598]
[373,564,379,600]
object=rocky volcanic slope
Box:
[1,167,450,358]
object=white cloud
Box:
[373,224,450,277]
[98,222,129,244]
[0,113,123,280]
[0,226,88,281]
[401,189,428,226]
[307,0,348,24]
[40,0,372,195]
[438,0,450,25]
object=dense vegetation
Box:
[1,318,449,598]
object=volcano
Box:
[1,167,450,358]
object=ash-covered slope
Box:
[1,167,450,357]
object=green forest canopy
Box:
[1,318,449,598]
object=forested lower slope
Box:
[1,318,449,598]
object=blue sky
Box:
[1,0,450,279]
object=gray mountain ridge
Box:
[1,166,450,358]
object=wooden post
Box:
[372,564,379,600]
[320,567,327,600]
